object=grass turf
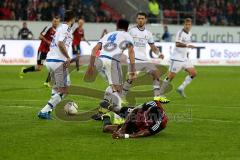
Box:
[0,66,239,160]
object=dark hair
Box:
[64,10,75,22]
[117,19,129,31]
[148,107,162,121]
[136,12,147,18]
[53,15,60,19]
[184,18,192,23]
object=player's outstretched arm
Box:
[58,41,71,68]
[86,43,101,75]
[113,129,152,139]
[39,34,51,45]
[149,44,164,59]
[127,44,136,80]
[176,42,196,48]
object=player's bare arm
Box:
[86,43,101,75]
[82,36,91,46]
[58,41,71,68]
[39,34,51,45]
[128,44,136,80]
[176,42,196,48]
[149,43,164,59]
[114,129,152,139]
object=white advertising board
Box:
[0,40,240,66]
[0,21,240,43]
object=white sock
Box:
[104,86,113,102]
[153,79,160,97]
[122,79,132,98]
[41,93,63,113]
[111,91,121,109]
[159,79,170,95]
[51,89,57,96]
[178,75,193,90]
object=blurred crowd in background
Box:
[0,0,117,22]
[149,0,240,25]
[0,0,240,26]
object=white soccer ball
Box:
[64,102,78,115]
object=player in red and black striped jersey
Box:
[71,19,90,71]
[102,100,168,139]
[20,16,60,86]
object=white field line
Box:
[168,103,240,109]
[0,104,239,123]
[0,104,33,108]
[191,117,240,124]
[0,99,45,102]
[0,99,239,109]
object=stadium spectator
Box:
[148,0,160,23]
[41,2,53,21]
[0,0,239,26]
[18,22,33,40]
[161,25,171,42]
[0,1,14,20]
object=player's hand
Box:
[112,131,124,139]
[64,58,71,68]
[86,66,94,76]
[159,53,164,59]
[187,44,196,49]
[128,72,137,80]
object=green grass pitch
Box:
[0,66,239,160]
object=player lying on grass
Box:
[102,100,168,139]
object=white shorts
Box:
[169,59,194,73]
[95,57,123,85]
[45,61,71,88]
[128,60,157,73]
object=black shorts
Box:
[72,44,81,55]
[37,51,47,65]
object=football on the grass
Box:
[64,102,78,115]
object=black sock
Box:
[76,59,80,71]
[102,116,111,127]
[45,73,51,83]
[23,66,35,73]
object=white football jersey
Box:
[98,30,134,61]
[171,29,192,61]
[128,26,154,61]
[47,23,73,61]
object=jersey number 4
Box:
[107,33,117,43]
[0,44,6,56]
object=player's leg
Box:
[149,68,170,103]
[102,112,124,133]
[71,45,80,71]
[38,62,70,119]
[159,60,182,96]
[177,61,196,97]
[100,60,123,112]
[121,62,140,99]
[19,51,44,78]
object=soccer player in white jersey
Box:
[122,12,169,103]
[86,19,136,113]
[38,10,76,119]
[160,18,197,98]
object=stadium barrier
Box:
[0,21,240,43]
[0,40,240,66]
